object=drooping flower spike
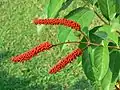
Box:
[49,48,82,74]
[11,42,52,62]
[33,18,81,31]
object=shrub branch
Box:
[53,41,120,50]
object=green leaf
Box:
[48,0,65,18]
[58,0,73,11]
[108,42,117,52]
[109,50,120,83]
[118,71,120,81]
[89,27,103,44]
[77,56,82,64]
[101,69,112,90]
[119,37,120,46]
[65,7,95,30]
[93,40,109,80]
[89,33,103,48]
[89,26,102,34]
[94,31,108,39]
[119,16,120,23]
[58,7,94,50]
[116,0,120,16]
[111,17,120,35]
[79,37,87,49]
[82,47,95,81]
[66,7,94,36]
[95,25,118,45]
[55,0,73,17]
[89,26,103,47]
[57,26,78,49]
[98,0,116,21]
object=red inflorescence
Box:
[49,48,82,74]
[11,42,52,62]
[33,18,81,31]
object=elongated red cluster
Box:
[11,42,52,62]
[33,18,80,31]
[49,48,82,74]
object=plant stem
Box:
[52,41,82,47]
[108,46,120,50]
[53,41,120,50]
[53,41,101,47]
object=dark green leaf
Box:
[109,50,120,83]
[48,0,65,18]
[115,0,120,16]
[89,33,103,45]
[98,0,116,21]
[78,37,87,49]
[119,37,120,46]
[82,47,95,81]
[89,26,102,34]
[58,0,73,11]
[89,26,103,47]
[95,25,118,45]
[108,42,117,52]
[55,0,73,17]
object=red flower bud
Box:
[49,48,82,74]
[11,42,52,62]
[33,18,80,31]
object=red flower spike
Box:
[11,42,52,62]
[33,18,81,31]
[49,48,82,74]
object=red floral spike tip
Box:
[11,42,52,62]
[49,48,82,74]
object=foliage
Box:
[35,0,120,89]
[1,0,120,89]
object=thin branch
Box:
[94,10,109,25]
[108,46,120,50]
[52,41,120,50]
[52,41,102,47]
[52,41,84,47]
[90,42,102,46]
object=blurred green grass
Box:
[0,0,92,90]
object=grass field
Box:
[0,0,92,90]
